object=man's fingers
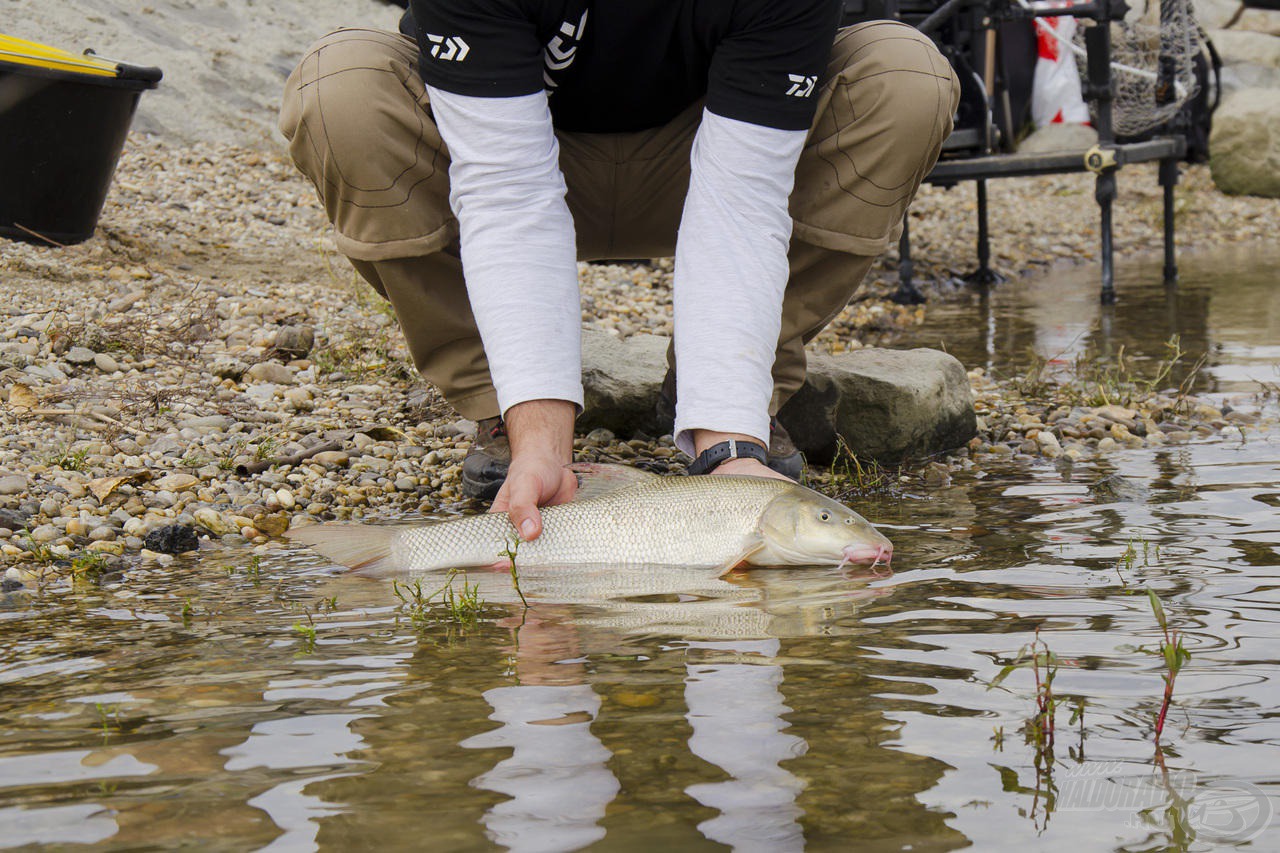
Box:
[507,476,544,541]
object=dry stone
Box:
[777,348,977,465]
[580,331,670,437]
[1210,88,1280,198]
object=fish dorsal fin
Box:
[567,462,659,501]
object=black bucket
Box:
[0,47,162,246]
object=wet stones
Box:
[143,524,200,554]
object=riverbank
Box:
[1,138,1278,580]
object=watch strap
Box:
[686,439,768,476]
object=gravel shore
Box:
[1,137,1278,582]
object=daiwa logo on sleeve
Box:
[543,10,588,89]
[786,74,816,97]
[426,34,470,62]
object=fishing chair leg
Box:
[965,179,1006,288]
[891,214,926,305]
[1160,156,1179,286]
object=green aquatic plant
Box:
[990,630,1064,752]
[95,703,120,744]
[70,551,112,584]
[500,536,529,609]
[1147,588,1191,746]
[293,613,317,654]
[392,569,487,633]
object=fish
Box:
[286,463,893,575]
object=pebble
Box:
[65,346,97,365]
[193,508,238,536]
[247,361,297,385]
[311,451,351,468]
[87,541,125,555]
[284,387,313,411]
[155,473,199,492]
[0,475,27,496]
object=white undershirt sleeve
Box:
[673,110,806,458]
[426,87,583,416]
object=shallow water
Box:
[3,248,1279,851]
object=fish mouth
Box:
[839,542,893,569]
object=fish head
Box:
[752,486,893,568]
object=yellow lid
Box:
[0,33,119,77]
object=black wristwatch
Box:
[686,439,768,476]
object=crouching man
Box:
[280,1,959,540]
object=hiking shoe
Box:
[461,416,510,501]
[767,417,804,480]
[657,370,805,479]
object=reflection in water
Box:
[462,685,618,852]
[683,640,807,852]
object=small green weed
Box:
[1147,588,1190,746]
[500,537,529,609]
[71,551,113,584]
[293,612,317,654]
[95,703,120,744]
[392,569,487,632]
[990,630,1066,753]
[21,537,57,566]
[46,444,90,472]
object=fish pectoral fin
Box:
[566,462,659,501]
[714,536,766,577]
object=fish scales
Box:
[398,476,794,571]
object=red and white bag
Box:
[1031,4,1092,127]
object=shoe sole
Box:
[460,470,505,502]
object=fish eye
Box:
[819,511,831,521]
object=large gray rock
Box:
[777,348,976,465]
[1210,29,1280,69]
[1210,88,1280,198]
[580,330,976,464]
[1210,29,1280,95]
[1194,0,1242,30]
[580,331,670,436]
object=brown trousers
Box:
[280,22,959,421]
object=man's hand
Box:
[490,399,577,541]
[691,429,794,482]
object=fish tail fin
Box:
[285,523,404,575]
